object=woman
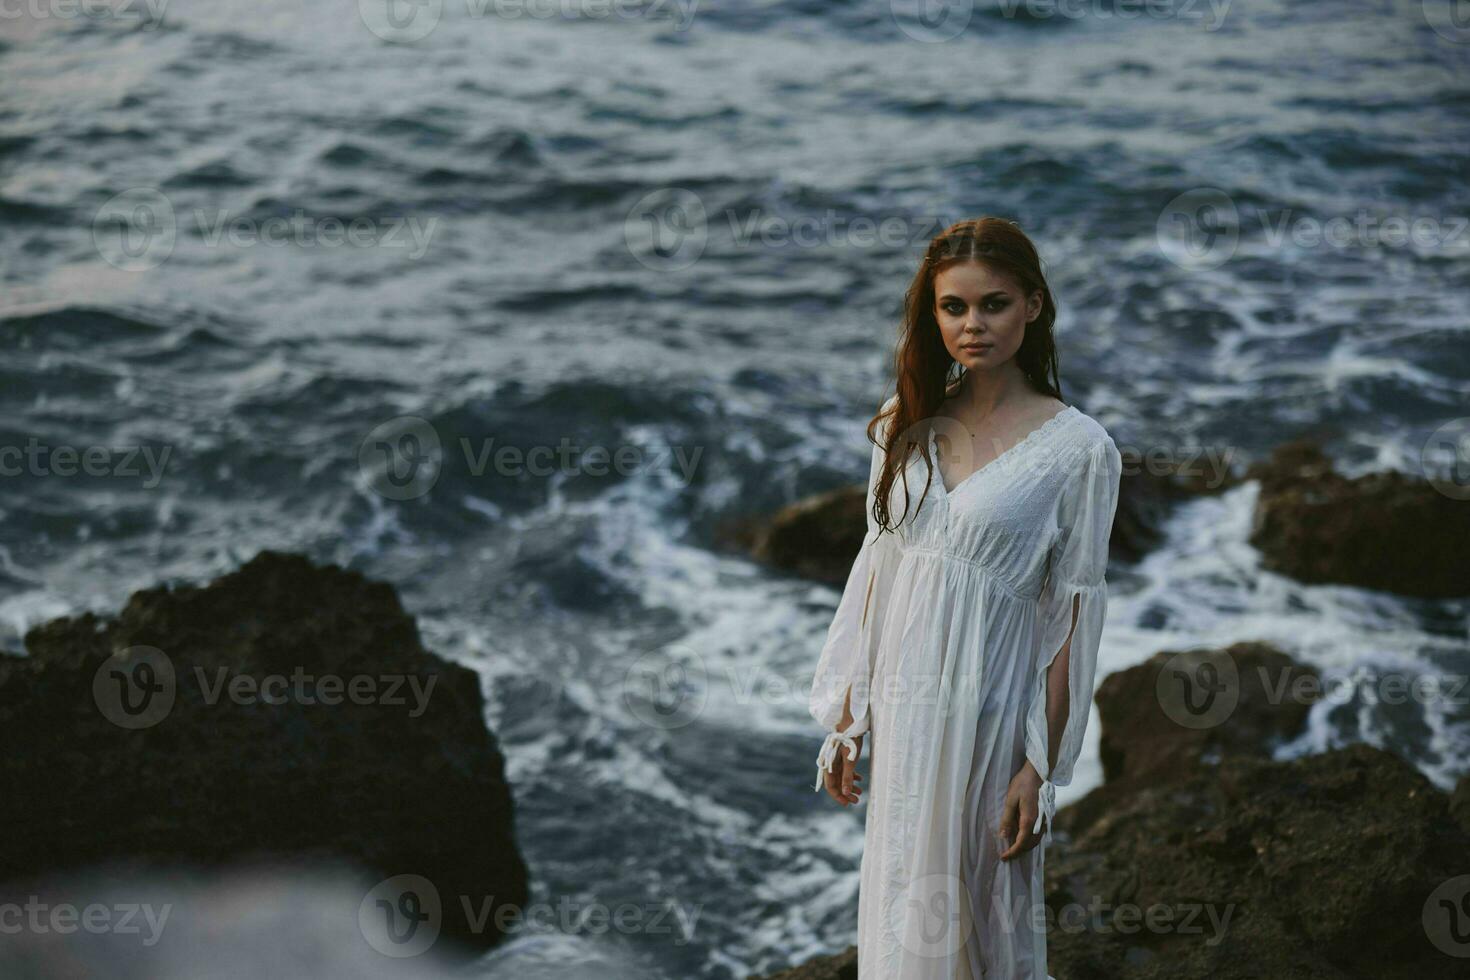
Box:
[809,217,1123,979]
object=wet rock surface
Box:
[0,551,530,958]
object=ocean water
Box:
[2,2,1468,977]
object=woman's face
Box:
[932,260,1042,372]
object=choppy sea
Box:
[2,2,1468,976]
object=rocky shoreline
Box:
[0,433,1465,978]
[748,435,1470,979]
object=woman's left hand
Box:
[997,762,1045,861]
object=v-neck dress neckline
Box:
[929,403,1078,498]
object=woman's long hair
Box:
[868,217,1064,532]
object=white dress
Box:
[809,395,1123,980]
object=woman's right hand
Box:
[821,690,865,805]
[997,760,1045,860]
[822,732,864,806]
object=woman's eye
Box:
[942,300,1006,315]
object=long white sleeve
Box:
[1022,436,1122,835]
[808,403,902,790]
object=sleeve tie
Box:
[813,729,860,791]
[1032,777,1056,836]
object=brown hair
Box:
[868,217,1064,531]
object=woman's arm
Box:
[1042,592,1082,776]
[1000,438,1122,859]
[999,593,1078,860]
[810,394,901,802]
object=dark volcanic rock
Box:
[1041,743,1467,980]
[757,945,856,980]
[1247,439,1470,598]
[1453,774,1470,837]
[748,485,870,587]
[1093,642,1318,786]
[0,551,529,957]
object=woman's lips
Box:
[960,343,993,353]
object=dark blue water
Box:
[2,2,1469,977]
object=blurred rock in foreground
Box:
[0,863,452,980]
[0,862,646,980]
[0,551,529,961]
